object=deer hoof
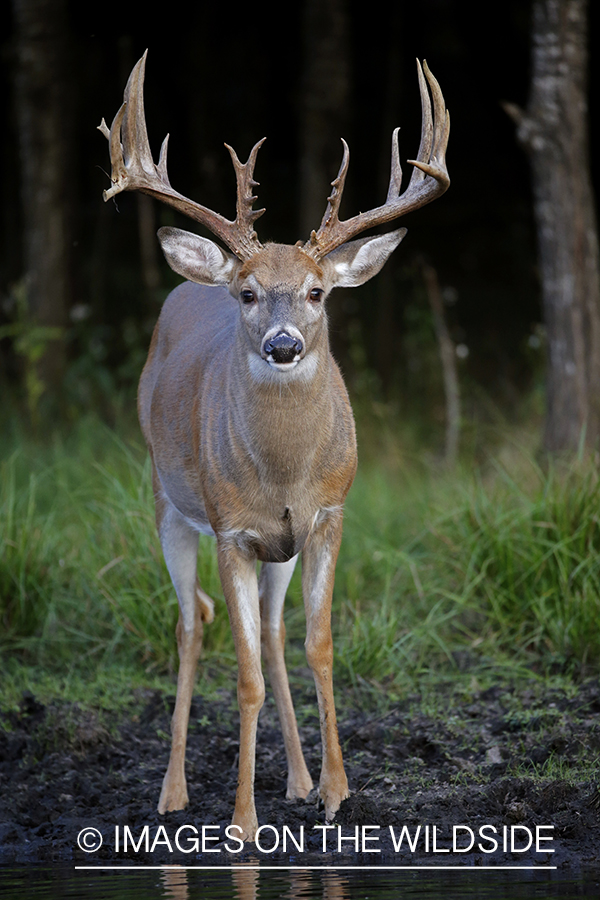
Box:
[158,771,189,814]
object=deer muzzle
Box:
[262,331,304,366]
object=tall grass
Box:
[0,419,230,671]
[0,451,64,649]
[336,454,600,682]
[433,460,600,672]
[2,416,600,681]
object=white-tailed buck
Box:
[99,52,449,841]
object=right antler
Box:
[98,51,266,261]
[302,60,450,260]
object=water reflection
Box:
[150,864,600,900]
[159,865,350,900]
[231,866,259,900]
[2,864,600,899]
[229,867,348,900]
[161,866,190,900]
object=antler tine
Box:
[157,134,172,186]
[321,140,351,232]
[406,60,450,184]
[224,139,267,255]
[99,52,150,202]
[304,139,350,254]
[98,101,127,193]
[406,60,433,189]
[122,51,156,176]
[98,52,264,260]
[303,60,450,261]
[386,127,403,202]
[428,60,450,163]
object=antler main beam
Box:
[98,51,265,260]
[302,60,450,261]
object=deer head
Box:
[99,52,449,375]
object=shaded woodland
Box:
[1,0,598,452]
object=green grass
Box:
[2,413,600,691]
[336,452,600,685]
[0,418,232,672]
[507,747,600,783]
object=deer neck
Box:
[226,322,334,481]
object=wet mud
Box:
[1,677,600,869]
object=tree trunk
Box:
[12,0,72,396]
[298,0,351,243]
[422,261,460,467]
[505,0,600,454]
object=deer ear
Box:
[157,226,239,285]
[323,228,407,288]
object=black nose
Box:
[264,332,303,364]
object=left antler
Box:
[303,59,450,260]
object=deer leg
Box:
[302,515,349,821]
[217,541,264,842]
[155,492,212,814]
[259,557,313,801]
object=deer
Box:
[99,51,449,842]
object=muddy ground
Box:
[1,675,600,869]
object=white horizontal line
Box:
[75,865,557,871]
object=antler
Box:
[303,60,450,260]
[98,51,266,260]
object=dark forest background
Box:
[1,0,598,450]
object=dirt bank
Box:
[1,677,599,869]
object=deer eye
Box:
[309,288,324,303]
[241,289,256,304]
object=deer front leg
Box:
[259,557,313,801]
[217,541,264,842]
[155,495,213,814]
[302,514,349,821]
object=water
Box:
[1,865,599,899]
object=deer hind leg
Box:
[302,515,349,822]
[259,557,313,801]
[155,490,214,814]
